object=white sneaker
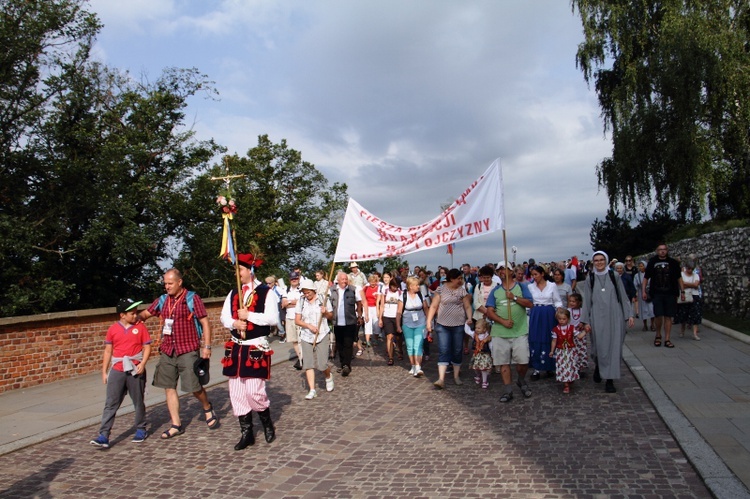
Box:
[415,368,424,378]
[326,376,334,392]
[305,389,317,400]
[408,365,416,375]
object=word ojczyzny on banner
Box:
[333,158,505,262]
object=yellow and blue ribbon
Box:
[219,213,236,263]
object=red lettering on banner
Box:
[454,178,480,206]
[361,210,403,233]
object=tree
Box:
[173,135,348,297]
[589,208,634,258]
[0,0,223,315]
[0,0,100,315]
[590,207,685,258]
[573,0,750,219]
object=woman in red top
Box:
[360,274,382,353]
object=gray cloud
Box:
[89,0,612,270]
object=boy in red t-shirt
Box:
[90,298,152,448]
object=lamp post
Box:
[511,246,517,266]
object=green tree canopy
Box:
[590,208,684,259]
[0,0,222,316]
[0,0,349,316]
[173,135,348,297]
[573,0,750,219]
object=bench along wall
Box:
[637,226,750,320]
[0,297,225,394]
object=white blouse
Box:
[528,281,563,308]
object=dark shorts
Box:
[651,293,677,318]
[152,350,203,393]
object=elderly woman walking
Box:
[397,276,430,377]
[580,251,634,393]
[673,260,703,341]
[295,278,334,400]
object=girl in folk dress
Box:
[568,293,589,378]
[468,319,493,389]
[550,308,579,393]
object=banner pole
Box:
[502,229,511,317]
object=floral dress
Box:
[552,324,579,383]
[468,332,493,371]
[569,307,589,371]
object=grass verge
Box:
[703,311,750,336]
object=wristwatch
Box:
[513,296,518,302]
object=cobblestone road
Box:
[0,345,710,498]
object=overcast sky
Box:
[89,0,611,270]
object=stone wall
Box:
[0,298,226,394]
[638,226,750,319]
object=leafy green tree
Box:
[589,208,634,258]
[0,0,100,314]
[590,207,685,258]
[631,210,683,253]
[573,0,750,219]
[0,0,223,315]
[174,135,348,297]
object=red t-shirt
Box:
[363,284,380,307]
[105,321,152,371]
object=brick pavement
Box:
[0,345,711,498]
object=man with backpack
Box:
[139,268,219,439]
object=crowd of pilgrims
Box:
[265,253,703,399]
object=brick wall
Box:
[0,297,225,394]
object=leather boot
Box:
[257,408,276,443]
[234,412,255,450]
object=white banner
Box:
[333,159,504,262]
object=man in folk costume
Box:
[220,253,280,450]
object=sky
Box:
[88,0,612,270]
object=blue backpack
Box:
[156,291,203,338]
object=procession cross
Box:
[211,161,250,336]
[210,156,246,187]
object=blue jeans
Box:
[403,324,425,357]
[436,323,464,366]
